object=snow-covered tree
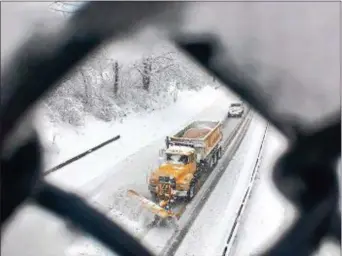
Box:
[42,9,215,126]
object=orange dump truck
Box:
[145,121,223,215]
[128,121,223,219]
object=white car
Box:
[228,103,244,118]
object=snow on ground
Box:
[231,127,341,256]
[38,86,234,192]
[172,115,267,256]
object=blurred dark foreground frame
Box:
[0,2,340,256]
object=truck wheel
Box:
[215,151,220,165]
[213,154,217,166]
[151,192,158,202]
[209,157,214,169]
[218,147,222,159]
[213,153,218,166]
[186,182,196,201]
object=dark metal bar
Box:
[34,182,154,256]
[44,135,120,175]
[1,3,340,256]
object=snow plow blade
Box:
[127,189,179,219]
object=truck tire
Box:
[151,192,158,202]
[213,153,217,167]
[209,157,214,169]
[186,181,196,201]
[218,147,222,159]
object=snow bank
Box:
[231,127,340,256]
[230,127,295,255]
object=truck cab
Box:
[148,120,222,209]
[129,121,222,217]
[149,145,197,202]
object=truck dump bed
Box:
[168,121,223,162]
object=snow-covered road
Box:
[172,115,268,256]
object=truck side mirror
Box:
[158,150,165,165]
[159,149,165,157]
[165,136,170,148]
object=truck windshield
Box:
[166,154,188,165]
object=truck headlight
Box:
[169,177,176,188]
[149,174,158,184]
[176,183,188,190]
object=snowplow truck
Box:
[148,121,223,210]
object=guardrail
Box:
[222,122,268,256]
[44,135,121,175]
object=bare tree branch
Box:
[152,63,176,75]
